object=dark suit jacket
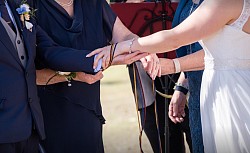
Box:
[0,0,95,143]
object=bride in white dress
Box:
[88,0,250,152]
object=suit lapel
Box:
[8,0,33,69]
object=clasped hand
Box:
[168,91,187,123]
[87,44,161,80]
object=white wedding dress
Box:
[199,0,250,152]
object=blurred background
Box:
[101,65,154,153]
[101,65,190,153]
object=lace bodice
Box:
[199,0,250,70]
[231,0,250,30]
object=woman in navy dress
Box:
[34,0,159,152]
[35,1,115,152]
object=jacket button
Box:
[26,72,29,77]
[17,40,21,44]
[29,98,32,103]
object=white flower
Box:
[57,71,71,75]
[25,21,33,31]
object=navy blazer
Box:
[0,0,95,143]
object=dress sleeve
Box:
[102,0,117,42]
[35,26,95,74]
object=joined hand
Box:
[86,44,148,70]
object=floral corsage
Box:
[16,1,36,32]
[46,71,76,87]
[57,72,76,87]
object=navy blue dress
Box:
[172,0,204,153]
[35,0,116,152]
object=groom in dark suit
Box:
[0,0,96,152]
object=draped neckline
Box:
[41,0,83,33]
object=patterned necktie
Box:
[0,0,16,31]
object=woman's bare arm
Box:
[36,69,103,85]
[160,50,204,75]
[111,17,161,79]
[128,0,241,54]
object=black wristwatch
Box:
[174,83,189,95]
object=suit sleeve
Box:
[35,25,95,74]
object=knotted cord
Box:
[153,82,163,153]
[132,64,176,153]
[132,63,146,153]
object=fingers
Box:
[168,102,177,123]
[86,48,103,57]
[112,52,148,65]
[151,60,161,80]
[140,57,148,68]
[102,55,111,70]
[169,92,187,123]
[95,71,104,80]
[86,71,104,84]
[141,54,161,80]
[157,65,162,77]
[175,116,184,123]
[93,46,112,70]
[93,51,105,69]
[146,57,153,75]
[127,52,148,65]
[88,46,111,70]
[90,71,104,84]
[180,109,186,118]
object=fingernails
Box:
[86,54,90,57]
[152,75,155,80]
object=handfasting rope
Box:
[132,63,172,153]
[132,62,177,152]
[132,63,146,153]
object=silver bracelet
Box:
[129,38,135,53]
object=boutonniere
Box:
[16,0,36,32]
